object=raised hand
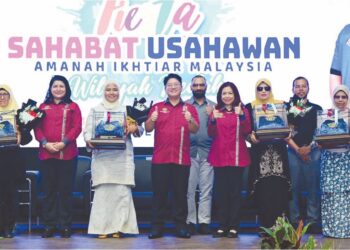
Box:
[212,109,223,119]
[151,106,158,122]
[235,102,243,115]
[206,104,214,116]
[183,105,192,122]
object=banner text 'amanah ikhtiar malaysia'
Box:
[1,0,350,147]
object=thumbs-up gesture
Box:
[151,106,158,122]
[206,104,214,116]
[212,108,223,119]
[183,105,192,122]
[235,102,243,115]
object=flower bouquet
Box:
[16,99,45,145]
[126,97,153,126]
[288,99,312,118]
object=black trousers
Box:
[41,158,77,229]
[151,164,190,230]
[213,167,244,231]
[0,148,23,232]
[0,183,16,232]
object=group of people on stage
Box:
[1,72,350,240]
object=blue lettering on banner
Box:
[147,36,300,59]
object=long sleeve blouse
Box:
[207,107,251,167]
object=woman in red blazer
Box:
[34,75,82,238]
[208,81,251,238]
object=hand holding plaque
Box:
[315,109,350,148]
[90,111,126,149]
[253,103,291,141]
[0,111,17,147]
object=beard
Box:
[192,90,206,99]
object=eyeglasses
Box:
[257,86,271,92]
[334,95,348,100]
[0,93,9,97]
[166,83,181,89]
[192,83,206,88]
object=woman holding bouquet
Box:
[84,81,142,238]
[0,84,25,238]
[208,81,251,238]
[34,75,82,238]
[245,79,291,230]
[320,85,350,238]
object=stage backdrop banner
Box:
[1,0,350,147]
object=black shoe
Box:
[187,223,196,235]
[198,223,211,235]
[176,229,191,239]
[148,229,163,239]
[226,229,238,238]
[61,228,72,238]
[3,228,14,238]
[42,227,55,238]
[213,229,227,238]
[307,224,321,234]
[258,231,269,238]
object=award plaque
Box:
[253,103,290,141]
[90,111,126,149]
[0,111,18,146]
[314,109,350,148]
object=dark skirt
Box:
[249,143,291,228]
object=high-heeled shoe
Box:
[112,232,120,238]
[61,228,72,238]
[3,228,14,238]
[42,227,55,238]
[226,229,238,238]
[98,234,108,239]
[212,229,227,238]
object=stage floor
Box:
[0,230,347,249]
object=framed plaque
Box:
[0,111,18,147]
[253,103,290,141]
[315,109,350,148]
[90,111,126,149]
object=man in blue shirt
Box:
[330,24,350,91]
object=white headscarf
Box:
[332,85,350,110]
[102,80,120,110]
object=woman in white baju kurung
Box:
[84,81,143,238]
